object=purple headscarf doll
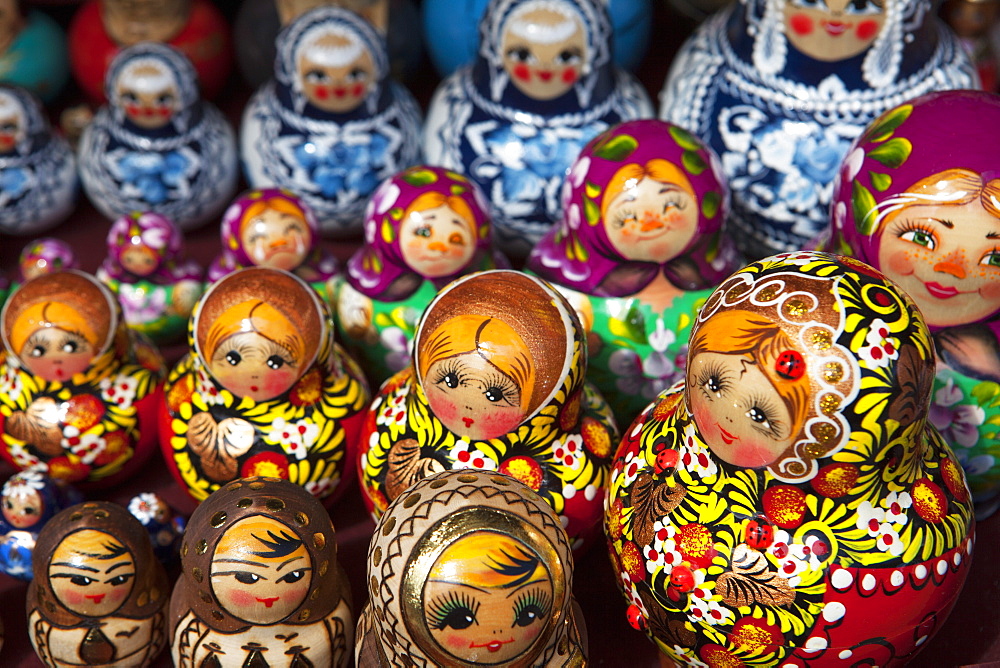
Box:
[100,211,201,284]
[18,237,78,283]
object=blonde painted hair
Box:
[9,302,100,357]
[404,192,476,234]
[429,532,547,589]
[875,168,1000,235]
[601,159,696,222]
[203,299,304,366]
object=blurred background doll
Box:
[0,0,69,103]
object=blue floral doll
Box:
[241,6,423,238]
[78,42,238,231]
[127,492,185,565]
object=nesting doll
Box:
[78,42,239,232]
[208,188,340,301]
[170,476,353,668]
[0,0,69,103]
[241,6,423,238]
[944,0,1000,91]
[67,0,232,103]
[335,165,502,384]
[127,492,186,565]
[0,468,82,580]
[357,469,586,666]
[0,270,165,488]
[27,501,169,667]
[828,90,1000,519]
[0,85,77,237]
[423,0,653,259]
[18,238,79,284]
[159,267,370,504]
[659,0,977,261]
[605,251,974,666]
[97,211,205,345]
[527,119,740,426]
[358,269,618,550]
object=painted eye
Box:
[304,69,329,84]
[847,0,882,13]
[225,351,242,366]
[484,387,507,403]
[61,340,79,354]
[348,67,369,82]
[121,91,138,104]
[981,251,1000,268]
[0,123,16,133]
[443,372,459,389]
[414,225,432,238]
[156,93,174,106]
[555,48,582,65]
[514,604,544,627]
[266,355,286,370]
[70,575,94,586]
[277,570,306,584]
[747,407,770,426]
[234,572,261,585]
[899,229,936,249]
[705,376,721,393]
[30,345,47,358]
[506,46,532,63]
[448,232,466,246]
[107,573,134,587]
[440,607,476,630]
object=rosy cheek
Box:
[691,403,717,441]
[314,86,330,100]
[225,590,257,609]
[513,63,531,82]
[445,633,469,650]
[64,590,89,606]
[351,83,364,97]
[561,67,578,84]
[480,406,523,435]
[429,394,460,424]
[285,585,309,605]
[265,369,297,396]
[885,249,917,277]
[729,441,777,468]
[157,107,172,118]
[110,587,129,602]
[789,14,813,36]
[855,19,879,41]
[979,279,1000,302]
[125,104,141,116]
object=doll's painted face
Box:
[784,0,885,62]
[120,244,160,276]
[2,488,43,529]
[0,112,20,154]
[48,529,136,617]
[604,174,699,263]
[400,204,476,278]
[297,30,376,114]
[500,5,587,101]
[19,325,95,382]
[877,197,1000,328]
[240,207,311,272]
[210,515,313,625]
[116,61,180,130]
[423,532,553,664]
[208,330,302,402]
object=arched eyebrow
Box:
[51,562,99,572]
[106,561,134,573]
[276,555,304,572]
[214,558,270,568]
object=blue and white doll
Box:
[0,468,82,580]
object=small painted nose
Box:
[934,261,966,279]
[427,241,448,252]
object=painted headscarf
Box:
[105,42,200,134]
[0,86,42,156]
[475,0,613,111]
[18,237,78,283]
[346,166,495,300]
[28,501,168,627]
[274,6,389,118]
[101,211,202,283]
[528,119,738,297]
[359,469,584,667]
[170,476,349,634]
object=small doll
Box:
[528,118,740,425]
[127,492,186,566]
[0,270,165,488]
[241,6,423,237]
[357,469,586,666]
[97,211,205,345]
[78,42,239,231]
[335,165,503,383]
[208,188,339,301]
[170,476,353,668]
[358,269,618,550]
[27,501,169,667]
[0,0,69,103]
[0,467,82,580]
[67,0,233,103]
[0,85,77,237]
[423,0,653,259]
[18,238,79,284]
[159,267,370,504]
[606,251,974,666]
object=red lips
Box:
[717,425,738,445]
[256,597,279,608]
[924,281,961,299]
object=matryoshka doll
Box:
[0,85,77,237]
[358,269,618,550]
[605,251,974,666]
[527,118,739,426]
[67,0,233,103]
[357,469,586,666]
[159,267,370,504]
[241,6,422,238]
[336,165,502,384]
[0,0,69,103]
[659,0,978,261]
[0,467,82,580]
[27,501,169,667]
[0,270,165,488]
[78,42,239,232]
[17,237,79,284]
[423,0,653,259]
[944,0,1000,91]
[169,476,353,667]
[98,211,205,345]
[829,89,1000,519]
[208,188,340,301]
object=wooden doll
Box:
[170,476,353,668]
[207,188,340,301]
[78,42,238,231]
[944,0,1000,91]
[241,6,422,238]
[335,165,504,384]
[27,501,169,667]
[605,251,974,666]
[159,267,370,504]
[659,0,977,260]
[357,469,586,666]
[18,238,79,284]
[423,0,653,259]
[126,492,185,566]
[97,211,205,345]
[0,270,165,488]
[527,118,740,426]
[0,0,69,103]
[358,269,618,551]
[0,85,77,237]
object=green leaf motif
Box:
[866,104,913,144]
[374,312,392,328]
[702,191,720,219]
[380,217,396,243]
[584,196,601,226]
[852,181,879,236]
[607,305,647,344]
[669,126,702,151]
[593,134,638,161]
[401,169,438,187]
[585,181,601,199]
[972,381,1000,408]
[450,185,467,196]
[870,172,892,192]
[682,151,707,176]
[867,137,912,169]
[389,207,404,221]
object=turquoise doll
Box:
[528,118,740,426]
[0,0,69,103]
[335,165,503,385]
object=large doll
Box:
[528,118,739,425]
[159,267,370,504]
[335,165,502,383]
[606,252,974,666]
[241,6,422,237]
[358,269,618,551]
[0,270,165,488]
[0,0,69,103]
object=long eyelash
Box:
[512,588,551,624]
[212,338,254,364]
[58,333,88,350]
[262,338,299,368]
[432,359,467,387]
[892,219,934,239]
[663,197,687,211]
[695,360,731,398]
[744,392,784,437]
[612,209,636,229]
[483,372,520,405]
[23,333,46,352]
[426,590,479,630]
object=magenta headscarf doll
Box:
[100,211,201,284]
[18,238,78,283]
